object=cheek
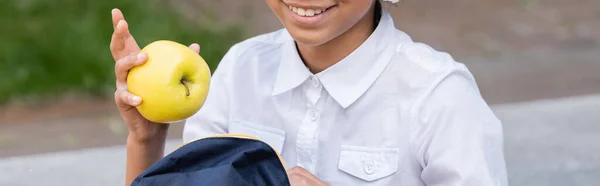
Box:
[342,1,374,20]
[333,2,374,30]
[265,0,282,16]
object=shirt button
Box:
[364,160,376,175]
[311,76,320,88]
[309,109,319,121]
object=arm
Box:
[124,26,239,185]
[124,43,232,184]
[115,44,202,186]
[126,129,168,185]
[411,70,508,186]
[109,9,203,185]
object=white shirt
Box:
[183,9,508,186]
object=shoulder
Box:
[391,39,502,137]
[387,38,489,117]
[402,41,480,104]
[388,37,480,97]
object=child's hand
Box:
[109,8,200,143]
[288,166,331,186]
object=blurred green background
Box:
[0,0,244,104]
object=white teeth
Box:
[306,9,315,16]
[289,6,327,17]
[297,8,306,16]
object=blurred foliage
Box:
[0,0,244,104]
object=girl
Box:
[110,0,508,185]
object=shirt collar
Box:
[272,8,402,108]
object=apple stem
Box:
[181,80,190,96]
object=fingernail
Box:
[116,20,124,29]
[137,53,147,62]
[132,96,142,105]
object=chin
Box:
[291,34,328,47]
[287,28,338,47]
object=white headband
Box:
[382,0,399,3]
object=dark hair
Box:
[374,0,382,30]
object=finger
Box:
[111,8,125,30]
[288,167,323,184]
[288,173,308,186]
[189,43,200,54]
[115,90,142,107]
[289,173,316,186]
[288,166,310,175]
[110,20,132,57]
[115,53,147,84]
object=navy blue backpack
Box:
[131,134,290,186]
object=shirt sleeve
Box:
[410,67,508,186]
[182,44,240,143]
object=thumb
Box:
[189,43,200,54]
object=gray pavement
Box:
[0,140,182,186]
[467,45,600,186]
[1,94,599,186]
[496,94,600,186]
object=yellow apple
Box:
[127,40,211,123]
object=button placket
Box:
[305,76,322,106]
[296,79,324,172]
[310,75,321,88]
[309,109,319,121]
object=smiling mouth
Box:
[287,5,334,17]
